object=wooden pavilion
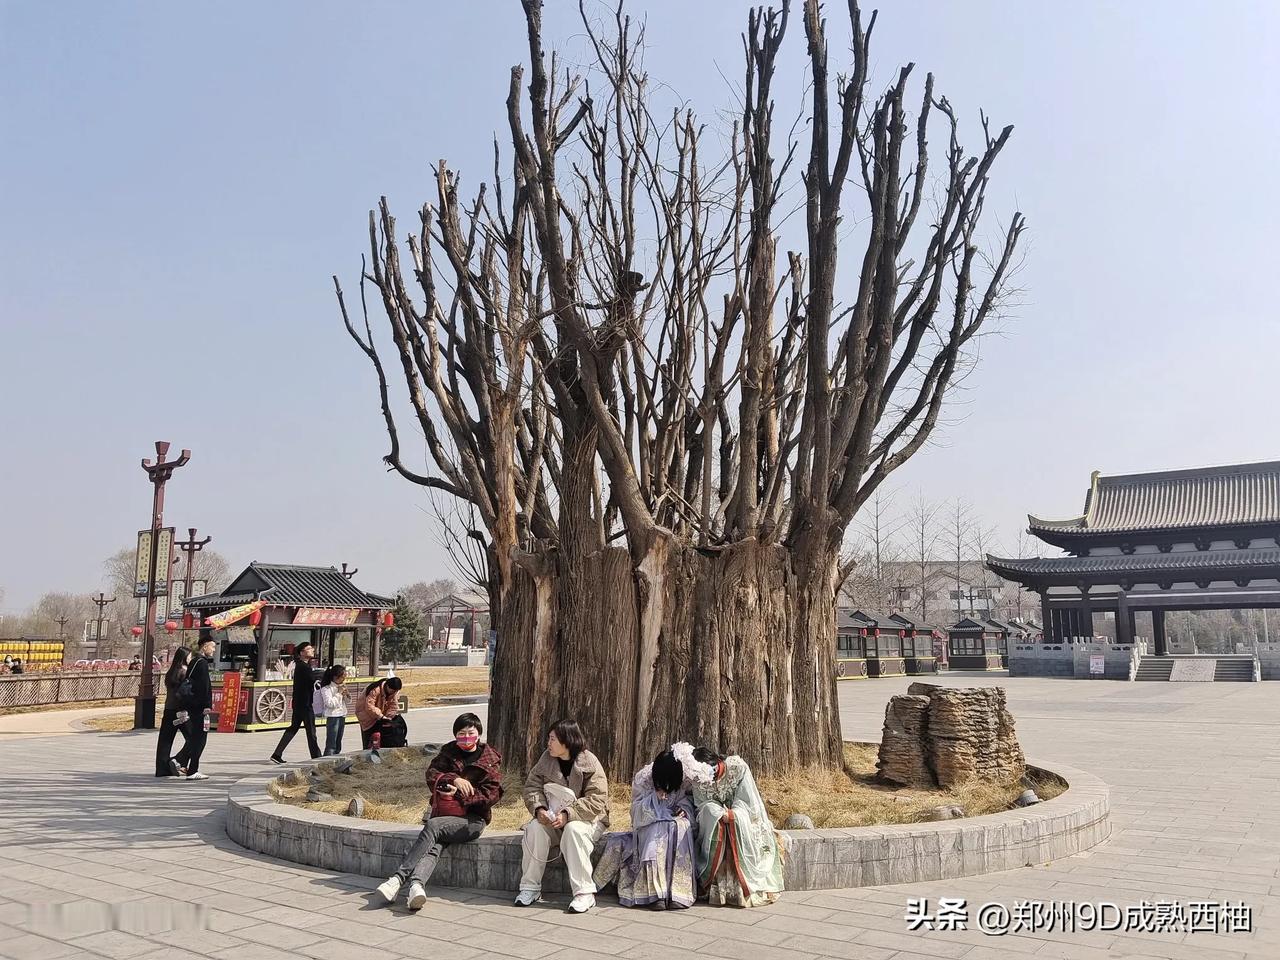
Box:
[987,460,1280,654]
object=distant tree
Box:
[381,596,427,666]
[101,544,233,651]
[397,579,459,619]
[904,496,940,623]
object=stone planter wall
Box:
[227,753,1109,892]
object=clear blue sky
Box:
[2,2,1278,613]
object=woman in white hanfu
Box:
[690,746,785,907]
[594,743,711,909]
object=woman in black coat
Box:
[155,648,191,777]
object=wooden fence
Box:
[0,671,144,709]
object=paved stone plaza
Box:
[0,678,1275,960]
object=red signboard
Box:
[293,608,360,626]
[216,671,242,733]
[205,600,266,630]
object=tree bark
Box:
[489,534,842,780]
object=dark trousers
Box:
[360,718,394,749]
[395,816,485,886]
[323,717,345,755]
[273,709,320,760]
[176,714,208,775]
[155,707,189,776]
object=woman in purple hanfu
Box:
[594,743,712,909]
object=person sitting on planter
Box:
[690,746,784,907]
[593,743,710,910]
[516,719,609,914]
[356,675,403,749]
[376,712,502,910]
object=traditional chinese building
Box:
[987,460,1280,658]
[185,562,394,730]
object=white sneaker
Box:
[375,875,402,903]
[513,889,541,907]
[406,881,427,911]
[567,893,595,914]
[184,772,210,781]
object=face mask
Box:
[456,733,480,750]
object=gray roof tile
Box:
[1029,460,1280,535]
[987,547,1280,579]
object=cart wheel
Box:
[835,660,847,679]
[256,688,287,724]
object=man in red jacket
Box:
[376,713,502,910]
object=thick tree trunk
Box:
[490,533,842,780]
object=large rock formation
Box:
[877,694,933,786]
[876,683,1025,789]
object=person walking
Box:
[315,664,349,756]
[270,642,320,764]
[173,634,215,781]
[155,648,192,777]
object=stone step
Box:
[1134,655,1258,681]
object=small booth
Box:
[834,608,869,680]
[886,613,940,675]
[845,610,907,678]
[983,617,1015,668]
[184,562,394,731]
[947,616,1006,671]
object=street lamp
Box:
[135,441,190,730]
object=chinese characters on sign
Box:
[216,671,241,733]
[292,608,360,627]
[905,898,1253,935]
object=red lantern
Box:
[130,625,144,637]
[163,620,178,635]
[248,610,262,626]
[383,612,395,628]
[183,612,195,630]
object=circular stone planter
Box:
[226,755,1108,892]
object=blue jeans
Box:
[323,717,345,755]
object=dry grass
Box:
[81,713,136,732]
[272,742,1064,831]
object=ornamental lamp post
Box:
[135,441,190,730]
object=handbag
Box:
[174,679,194,708]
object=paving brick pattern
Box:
[0,680,1275,959]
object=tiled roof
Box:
[836,609,900,631]
[987,548,1280,579]
[184,563,393,610]
[1029,460,1280,535]
[887,612,939,633]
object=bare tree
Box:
[903,496,940,623]
[338,0,1024,776]
[398,578,461,618]
[102,546,232,650]
[841,488,903,611]
[1003,525,1041,622]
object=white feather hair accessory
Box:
[631,741,716,793]
[672,741,715,786]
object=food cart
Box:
[887,613,941,675]
[946,616,1006,671]
[184,562,394,731]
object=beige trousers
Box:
[519,799,604,896]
